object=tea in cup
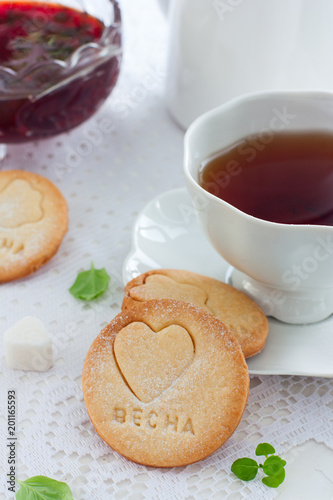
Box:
[184,91,333,324]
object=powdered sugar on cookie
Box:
[82,299,249,467]
[122,269,269,358]
[0,170,68,282]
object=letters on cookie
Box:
[113,407,195,435]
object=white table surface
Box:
[1,1,333,499]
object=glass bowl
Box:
[0,0,122,147]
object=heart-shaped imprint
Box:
[114,322,194,403]
[130,274,212,313]
[0,178,43,229]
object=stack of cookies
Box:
[83,269,268,467]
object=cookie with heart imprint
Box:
[122,269,269,358]
[82,299,249,467]
[0,170,68,282]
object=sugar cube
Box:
[4,316,53,371]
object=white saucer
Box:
[123,188,333,377]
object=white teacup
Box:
[184,91,333,324]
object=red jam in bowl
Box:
[0,1,121,142]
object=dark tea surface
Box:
[199,131,333,225]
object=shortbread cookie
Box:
[0,170,68,282]
[122,269,268,358]
[82,299,249,467]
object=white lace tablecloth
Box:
[1,1,333,499]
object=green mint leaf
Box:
[262,467,286,488]
[231,458,259,481]
[16,476,73,499]
[262,455,287,476]
[255,443,275,457]
[69,262,110,300]
[231,443,286,489]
